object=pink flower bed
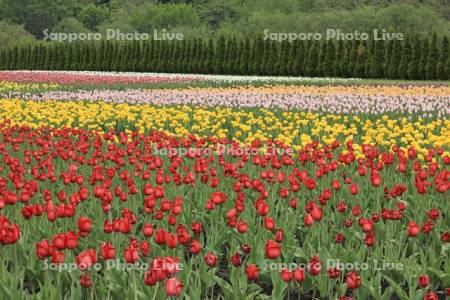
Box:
[0,71,203,85]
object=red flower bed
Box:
[0,121,448,299]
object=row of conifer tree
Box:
[0,34,448,80]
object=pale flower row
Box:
[6,88,448,116]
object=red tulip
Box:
[80,273,91,288]
[119,217,131,234]
[335,233,345,244]
[311,206,322,221]
[418,275,429,288]
[407,221,420,237]
[51,251,65,264]
[265,240,281,259]
[293,268,305,282]
[100,242,116,260]
[423,292,438,300]
[236,220,248,233]
[124,245,139,263]
[76,249,98,270]
[52,233,66,250]
[141,241,151,256]
[349,184,359,195]
[65,231,78,249]
[1,224,20,244]
[155,229,166,244]
[188,239,202,254]
[165,277,183,297]
[274,229,285,242]
[345,271,361,289]
[204,252,217,267]
[241,244,252,254]
[245,264,259,280]
[308,256,322,275]
[280,269,293,282]
[304,214,314,227]
[77,217,92,233]
[264,217,275,230]
[191,221,203,234]
[35,240,53,259]
[327,268,341,279]
[332,179,340,190]
[231,252,242,267]
[142,223,154,237]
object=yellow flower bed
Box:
[164,85,450,96]
[0,98,448,159]
[0,81,60,93]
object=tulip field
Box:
[0,70,449,299]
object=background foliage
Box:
[0,0,449,48]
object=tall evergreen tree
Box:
[302,41,311,73]
[322,39,336,77]
[214,36,226,74]
[171,42,178,72]
[224,37,235,74]
[364,40,374,78]
[147,40,156,72]
[20,46,28,70]
[195,38,204,73]
[383,40,394,78]
[232,37,244,74]
[265,40,278,75]
[407,37,420,80]
[204,38,214,74]
[103,41,112,71]
[251,36,264,75]
[64,44,72,70]
[119,43,129,71]
[176,40,186,73]
[3,48,11,70]
[354,41,368,78]
[239,38,250,75]
[39,44,47,70]
[48,44,55,70]
[98,40,106,71]
[90,43,97,71]
[235,39,244,74]
[350,41,361,78]
[388,40,402,79]
[305,41,319,76]
[436,36,449,80]
[418,38,429,80]
[73,43,82,71]
[18,45,26,70]
[276,41,287,75]
[199,40,208,74]
[398,37,412,79]
[227,37,237,74]
[10,46,18,70]
[294,41,305,76]
[0,49,5,70]
[16,46,23,70]
[83,43,90,70]
[426,32,439,80]
[57,44,66,70]
[317,41,327,76]
[156,41,165,72]
[182,40,192,73]
[370,39,385,78]
[334,40,345,77]
[286,40,298,76]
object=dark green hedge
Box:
[0,34,448,80]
